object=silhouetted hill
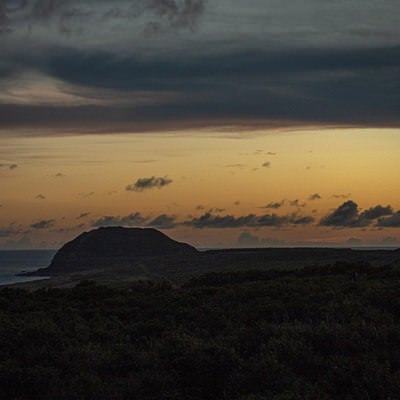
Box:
[33,227,198,275]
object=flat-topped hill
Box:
[35,227,198,275]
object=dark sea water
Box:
[0,250,56,286]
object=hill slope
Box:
[34,227,198,275]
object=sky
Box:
[0,0,399,249]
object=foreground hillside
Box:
[1,262,400,399]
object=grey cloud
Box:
[184,211,314,229]
[309,193,321,201]
[262,161,271,168]
[126,176,172,192]
[359,205,393,220]
[1,0,205,35]
[320,201,362,227]
[31,219,55,229]
[36,194,46,200]
[144,0,206,31]
[377,212,400,228]
[320,200,393,228]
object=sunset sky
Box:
[0,0,399,249]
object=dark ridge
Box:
[30,227,198,275]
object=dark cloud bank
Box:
[0,1,399,134]
[88,200,400,231]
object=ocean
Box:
[0,250,56,286]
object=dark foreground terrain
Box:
[1,262,400,399]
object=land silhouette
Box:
[1,228,400,399]
[19,226,400,289]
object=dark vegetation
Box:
[2,262,400,399]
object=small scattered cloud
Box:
[226,164,246,169]
[237,231,286,247]
[126,176,172,192]
[263,201,284,209]
[345,237,362,246]
[233,201,240,206]
[262,161,271,168]
[209,208,226,213]
[31,219,55,230]
[55,172,65,177]
[309,193,321,201]
[238,231,262,247]
[79,192,95,198]
[0,163,18,170]
[77,212,91,220]
[289,199,306,208]
[36,194,46,200]
[332,193,351,199]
